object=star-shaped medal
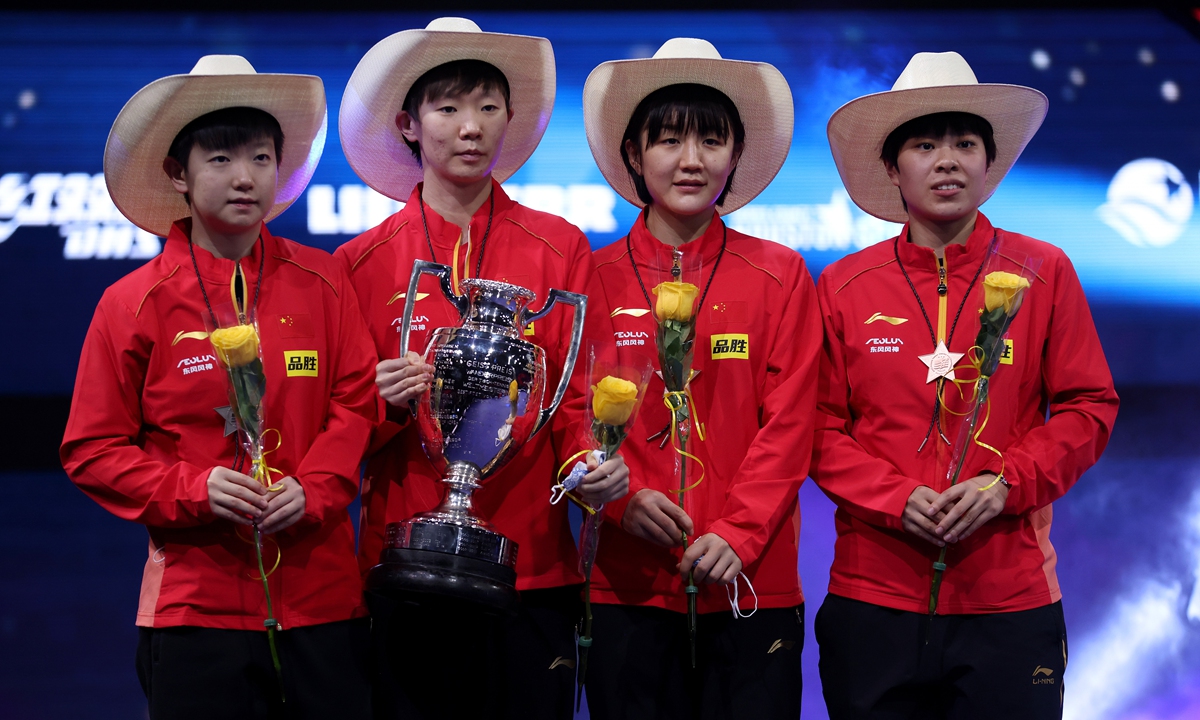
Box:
[918,341,964,384]
[214,406,238,437]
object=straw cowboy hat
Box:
[340,17,556,201]
[583,37,794,215]
[827,51,1048,223]
[104,55,327,238]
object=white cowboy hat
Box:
[339,17,555,201]
[104,55,327,238]
[583,38,794,215]
[827,51,1048,223]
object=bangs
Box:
[632,83,744,146]
[881,111,997,168]
[402,59,511,116]
[168,107,284,166]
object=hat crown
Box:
[651,37,723,61]
[189,55,257,76]
[425,17,482,33]
[891,52,979,91]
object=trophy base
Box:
[366,547,519,617]
[366,462,520,614]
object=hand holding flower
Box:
[258,476,307,535]
[207,466,268,525]
[578,453,630,506]
[679,533,742,585]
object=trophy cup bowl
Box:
[365,260,586,615]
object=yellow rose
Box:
[592,376,639,426]
[652,281,700,322]
[210,324,260,368]
[982,271,1031,314]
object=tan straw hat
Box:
[827,51,1048,223]
[104,55,327,238]
[583,38,794,215]
[339,17,555,201]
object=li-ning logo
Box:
[767,639,796,654]
[866,337,903,354]
[177,354,217,376]
[711,333,749,360]
[1032,666,1055,685]
[387,291,430,306]
[615,329,649,348]
[865,312,909,326]
[285,351,318,377]
[548,656,575,670]
[611,307,651,318]
[392,316,429,333]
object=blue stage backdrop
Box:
[1,10,1198,720]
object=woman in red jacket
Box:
[812,52,1119,719]
[583,38,822,720]
[335,17,627,720]
[61,57,379,718]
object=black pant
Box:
[816,594,1068,720]
[136,618,371,720]
[585,603,804,720]
[367,585,581,720]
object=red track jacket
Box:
[334,181,614,591]
[589,211,822,615]
[61,220,379,630]
[811,213,1119,614]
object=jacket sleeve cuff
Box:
[190,466,218,525]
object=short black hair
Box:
[880,111,997,171]
[620,83,746,207]
[401,59,511,162]
[167,106,284,169]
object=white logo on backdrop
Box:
[306,183,620,236]
[725,190,901,252]
[1097,158,1194,248]
[0,173,161,259]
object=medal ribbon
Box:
[937,349,1007,489]
[663,389,706,494]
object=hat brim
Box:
[104,73,327,238]
[583,56,794,215]
[827,83,1048,223]
[339,29,555,201]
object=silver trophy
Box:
[366,260,586,614]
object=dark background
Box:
[2,4,1200,720]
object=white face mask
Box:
[550,450,606,506]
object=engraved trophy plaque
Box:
[365,260,586,614]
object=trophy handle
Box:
[522,289,588,438]
[399,260,465,357]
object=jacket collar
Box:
[628,208,727,281]
[895,212,996,272]
[402,179,515,251]
[162,217,278,288]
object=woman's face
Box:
[625,123,740,218]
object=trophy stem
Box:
[435,461,484,521]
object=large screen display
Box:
[1,11,1198,394]
[1,11,1198,720]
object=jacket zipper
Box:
[936,254,948,343]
